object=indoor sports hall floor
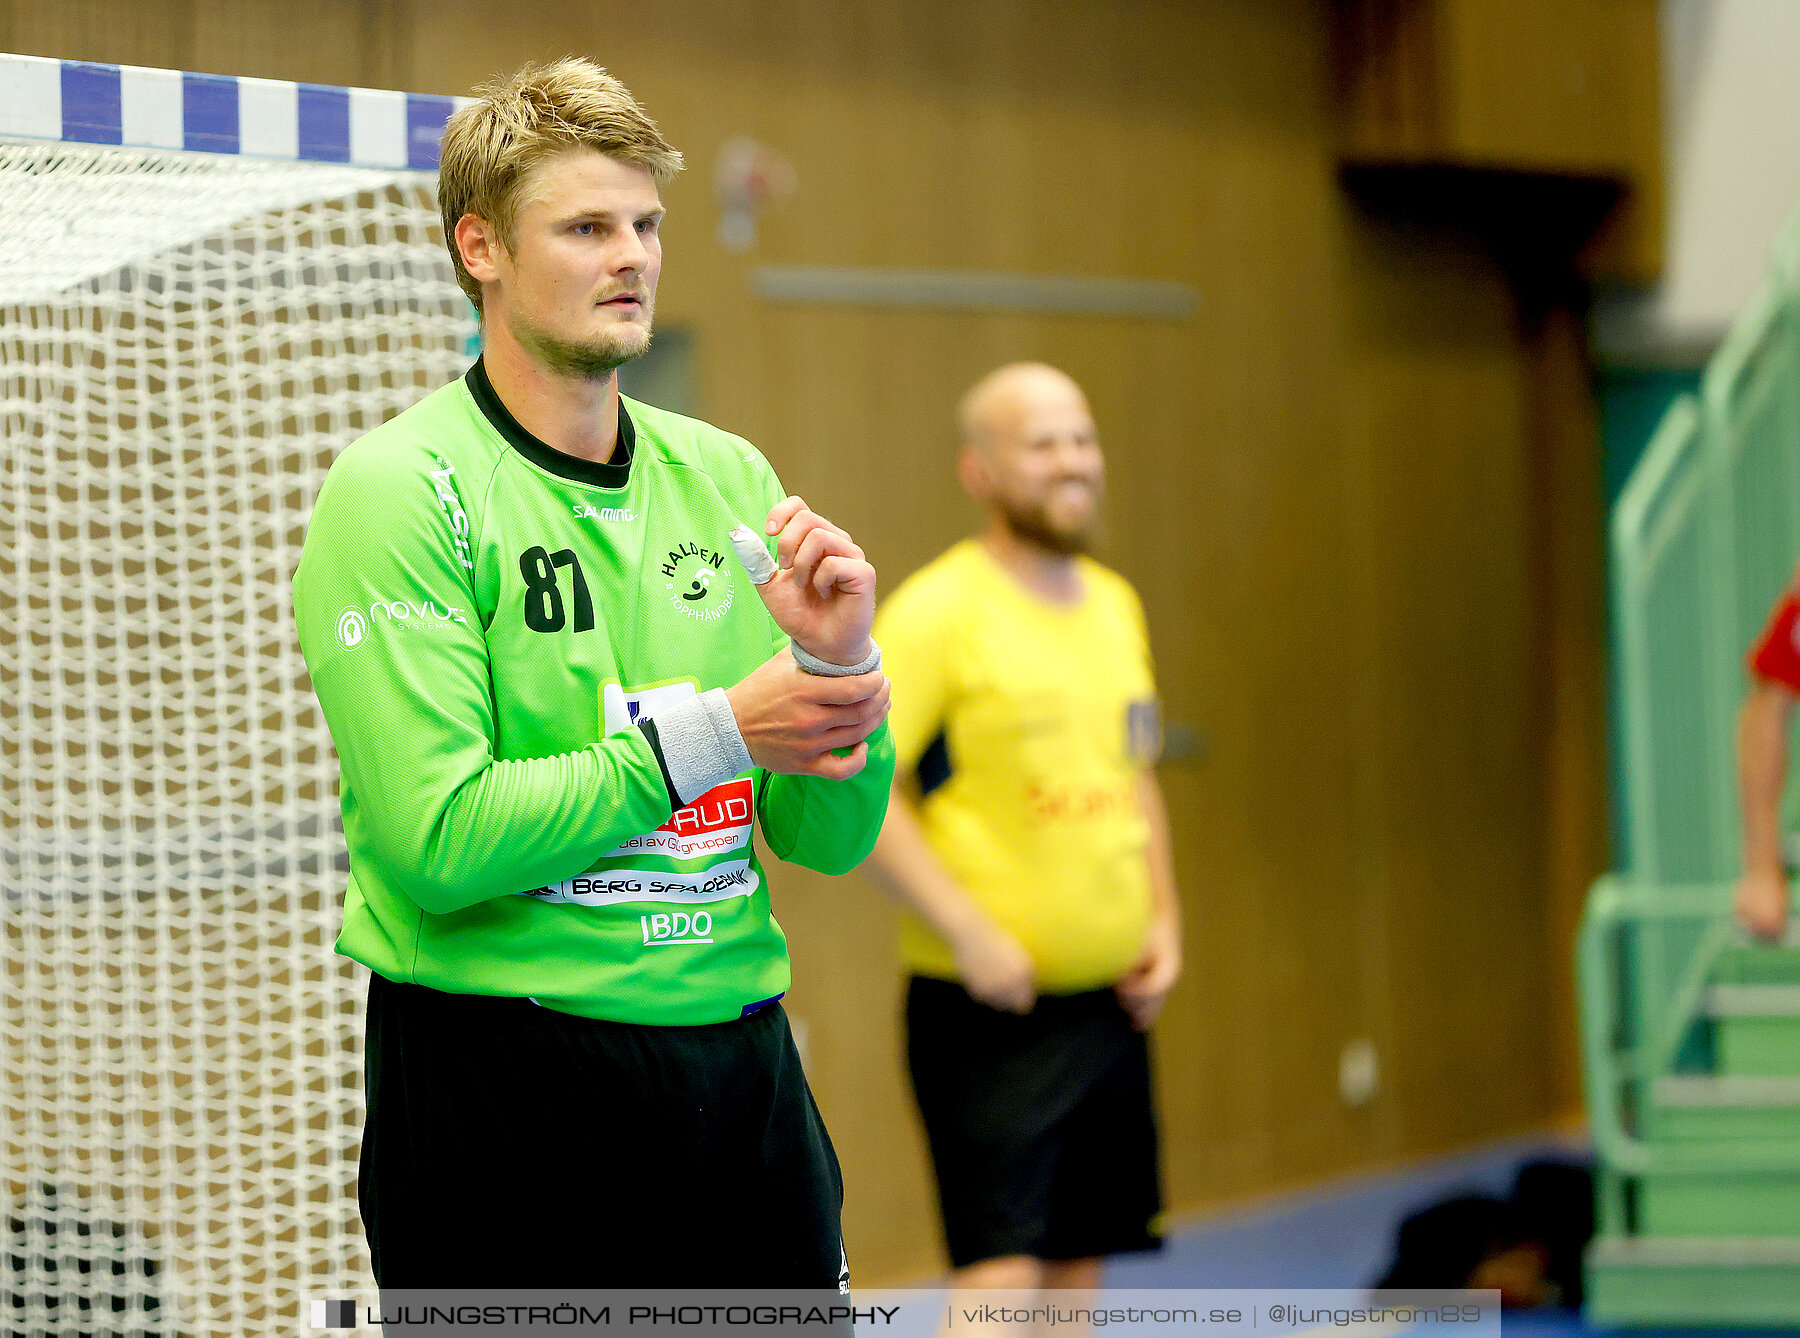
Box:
[1103,1135,1771,1338]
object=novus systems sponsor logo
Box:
[336,595,470,644]
[430,456,475,569]
[641,908,713,945]
[369,595,469,628]
[335,608,368,650]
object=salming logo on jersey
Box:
[572,503,637,522]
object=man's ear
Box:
[455,214,505,285]
[956,445,990,503]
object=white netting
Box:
[0,140,474,1335]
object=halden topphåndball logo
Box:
[663,541,735,622]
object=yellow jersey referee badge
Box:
[1127,698,1163,764]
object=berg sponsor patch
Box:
[522,863,758,906]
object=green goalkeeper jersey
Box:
[293,360,894,1025]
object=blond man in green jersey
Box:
[293,59,892,1289]
[866,363,1182,1295]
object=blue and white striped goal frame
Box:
[0,51,466,169]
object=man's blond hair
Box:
[438,57,684,314]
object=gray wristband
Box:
[791,637,881,677]
[648,688,754,804]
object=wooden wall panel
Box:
[1336,0,1664,282]
[1336,0,1660,175]
[7,0,1611,1282]
[1526,304,1612,1129]
[1440,0,1651,174]
[2,0,195,73]
[1339,211,1552,1149]
[1441,0,1663,283]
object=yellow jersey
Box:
[874,540,1160,991]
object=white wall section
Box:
[1599,1,1800,363]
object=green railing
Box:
[1580,880,1800,1213]
[1582,208,1800,1318]
[1612,281,1800,883]
[1597,226,1800,1118]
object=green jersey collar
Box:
[465,356,636,490]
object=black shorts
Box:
[359,974,847,1289]
[906,976,1164,1269]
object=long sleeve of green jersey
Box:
[756,686,895,875]
[293,440,673,917]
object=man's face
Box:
[969,375,1105,556]
[487,148,664,379]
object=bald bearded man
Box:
[865,363,1182,1293]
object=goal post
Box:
[1,52,474,1335]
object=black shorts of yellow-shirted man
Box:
[906,976,1164,1268]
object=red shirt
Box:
[1749,589,1800,691]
